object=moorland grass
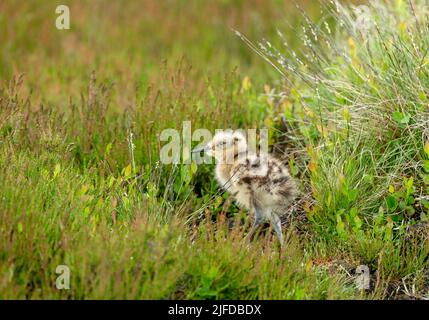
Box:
[0,0,428,299]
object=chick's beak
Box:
[191,145,209,153]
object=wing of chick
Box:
[230,154,297,214]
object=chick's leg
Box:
[270,213,283,246]
[248,205,263,241]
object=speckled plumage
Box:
[193,131,298,245]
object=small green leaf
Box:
[392,111,410,124]
[421,198,429,210]
[401,113,411,124]
[404,177,414,190]
[423,160,429,173]
[386,195,398,211]
[208,266,218,278]
[336,214,347,239]
[124,164,132,178]
[353,215,362,229]
[392,111,403,123]
[350,207,358,218]
[105,142,112,155]
[419,91,427,102]
[424,142,429,157]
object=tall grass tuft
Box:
[237,0,429,298]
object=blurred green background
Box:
[0,0,320,100]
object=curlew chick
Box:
[192,131,298,245]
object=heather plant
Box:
[1,0,428,300]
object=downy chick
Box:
[192,131,298,245]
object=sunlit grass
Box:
[0,0,428,299]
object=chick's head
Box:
[194,131,247,163]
